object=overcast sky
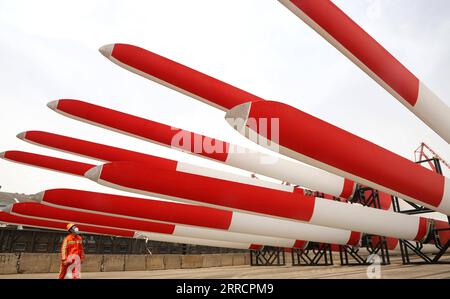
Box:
[0,1,449,219]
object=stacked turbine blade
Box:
[1,1,448,252]
[224,101,450,216]
[0,151,360,246]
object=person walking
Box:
[59,223,84,279]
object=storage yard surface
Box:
[1,256,449,279]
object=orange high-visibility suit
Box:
[59,234,84,279]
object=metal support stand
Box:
[338,245,367,265]
[392,157,450,264]
[291,243,333,266]
[393,196,450,264]
[338,235,390,266]
[365,235,391,265]
[250,247,285,266]
[349,187,391,265]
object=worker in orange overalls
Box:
[59,223,84,279]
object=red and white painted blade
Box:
[86,161,430,242]
[225,100,450,216]
[36,187,360,247]
[0,206,135,237]
[44,99,356,199]
[10,197,302,249]
[0,151,358,246]
[278,0,450,144]
[7,202,261,250]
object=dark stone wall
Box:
[0,226,246,255]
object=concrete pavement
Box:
[1,256,449,279]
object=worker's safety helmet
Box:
[66,223,76,231]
